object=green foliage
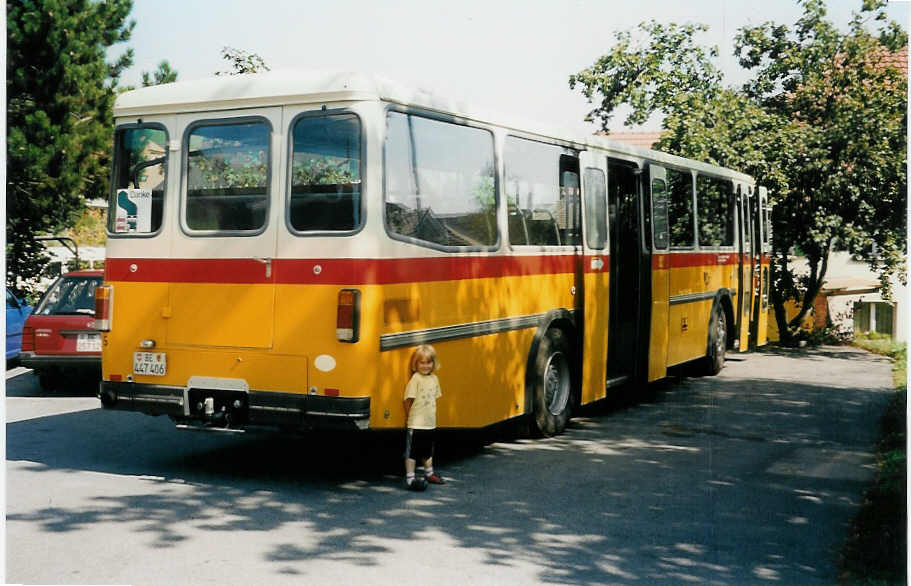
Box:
[142,60,177,86]
[569,0,907,346]
[62,207,107,247]
[472,176,496,209]
[216,46,270,76]
[795,325,852,346]
[291,158,357,186]
[569,21,722,130]
[7,0,134,296]
[194,154,267,190]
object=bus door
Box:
[748,186,762,348]
[735,183,753,352]
[755,187,770,346]
[580,151,609,402]
[646,165,670,381]
[165,110,282,349]
[605,158,644,385]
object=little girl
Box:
[403,344,444,491]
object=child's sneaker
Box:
[425,473,445,485]
[407,477,427,491]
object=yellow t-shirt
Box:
[404,372,442,429]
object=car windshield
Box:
[35,276,102,316]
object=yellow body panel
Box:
[649,266,669,381]
[102,272,577,430]
[666,257,739,367]
[581,268,609,404]
[167,283,275,348]
[756,260,771,346]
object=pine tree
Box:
[7,0,134,295]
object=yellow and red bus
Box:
[96,71,770,436]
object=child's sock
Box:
[405,472,415,485]
[424,466,434,477]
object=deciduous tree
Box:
[569,0,906,343]
[216,46,270,75]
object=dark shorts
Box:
[404,428,435,461]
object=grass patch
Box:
[839,335,906,585]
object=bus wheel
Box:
[703,304,727,376]
[532,328,573,437]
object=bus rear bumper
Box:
[98,381,371,431]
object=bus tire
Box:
[703,303,727,376]
[532,328,573,437]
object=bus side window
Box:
[583,167,607,250]
[696,175,734,247]
[384,112,497,249]
[559,156,581,246]
[666,168,694,248]
[504,136,579,247]
[289,113,362,232]
[651,178,669,250]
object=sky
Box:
[118,0,909,136]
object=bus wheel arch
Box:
[524,310,579,437]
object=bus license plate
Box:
[76,333,101,352]
[134,352,167,376]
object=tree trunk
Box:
[787,244,831,339]
[771,251,795,346]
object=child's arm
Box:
[403,397,414,424]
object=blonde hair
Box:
[409,344,440,373]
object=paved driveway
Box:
[6,346,893,585]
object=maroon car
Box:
[21,270,104,391]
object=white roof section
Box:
[115,69,753,184]
[115,70,479,119]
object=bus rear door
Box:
[165,110,282,350]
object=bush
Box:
[840,340,907,584]
[794,326,852,346]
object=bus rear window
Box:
[185,119,270,233]
[110,125,167,234]
[289,113,362,232]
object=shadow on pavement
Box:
[7,360,893,585]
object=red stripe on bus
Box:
[104,255,596,285]
[653,252,746,270]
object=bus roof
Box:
[114,70,472,118]
[114,70,754,184]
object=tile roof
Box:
[878,45,907,76]
[601,131,663,148]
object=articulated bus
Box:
[96,71,770,436]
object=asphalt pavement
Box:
[5,345,895,585]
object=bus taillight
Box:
[95,285,113,331]
[336,289,361,343]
